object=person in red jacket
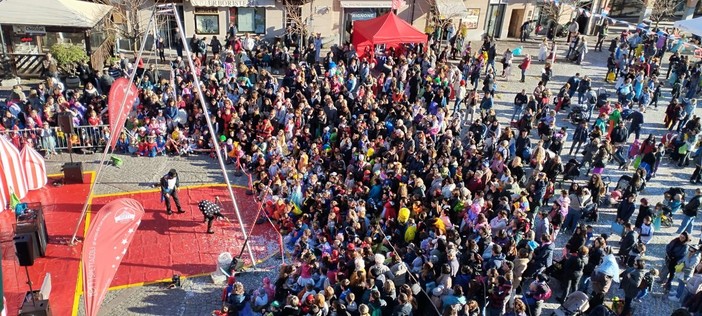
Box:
[519,54,532,83]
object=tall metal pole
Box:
[70,10,157,244]
[171,3,257,266]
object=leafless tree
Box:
[96,0,159,54]
[540,0,584,26]
[637,0,685,27]
[427,6,467,51]
[284,2,311,48]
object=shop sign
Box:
[464,8,480,29]
[190,0,275,7]
[194,7,218,14]
[349,11,377,21]
[13,25,47,35]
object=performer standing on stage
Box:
[160,169,184,215]
[199,199,225,234]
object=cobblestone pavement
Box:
[55,36,696,315]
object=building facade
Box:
[138,0,594,52]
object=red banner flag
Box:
[82,198,144,316]
[107,78,138,150]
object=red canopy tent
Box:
[352,11,427,59]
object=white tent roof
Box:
[0,0,113,29]
[674,16,702,36]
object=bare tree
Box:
[637,0,685,27]
[284,2,310,49]
[96,0,158,54]
[540,0,583,26]
[427,5,468,51]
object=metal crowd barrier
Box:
[0,124,110,153]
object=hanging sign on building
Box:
[13,25,47,35]
[349,11,377,21]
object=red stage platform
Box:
[1,173,280,316]
[93,185,281,288]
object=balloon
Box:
[220,135,227,142]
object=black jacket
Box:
[514,93,528,106]
[533,242,555,270]
[572,125,588,143]
[618,230,636,256]
[563,254,586,280]
[583,247,606,276]
[617,200,636,222]
[634,205,654,228]
[611,126,628,144]
[683,195,702,217]
[665,238,688,263]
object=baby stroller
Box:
[659,205,674,227]
[665,187,686,201]
[566,105,588,125]
[596,88,609,108]
[614,174,646,196]
[552,291,590,316]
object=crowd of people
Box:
[2,16,702,316]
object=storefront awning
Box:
[190,0,276,7]
[435,0,470,20]
[0,0,112,29]
[340,0,392,8]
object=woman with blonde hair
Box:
[358,303,371,316]
[315,293,328,315]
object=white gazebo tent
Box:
[674,16,702,36]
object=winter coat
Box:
[618,230,637,257]
[686,274,702,295]
[533,242,555,270]
[620,267,644,298]
[616,200,636,223]
[665,238,689,263]
[591,270,613,294]
[679,252,702,280]
[562,254,586,280]
[583,247,606,276]
[683,195,702,217]
[634,205,654,228]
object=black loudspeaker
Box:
[63,162,84,184]
[14,233,36,267]
[19,299,53,316]
[16,208,48,257]
[57,113,74,134]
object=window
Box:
[194,7,219,34]
[230,7,266,34]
